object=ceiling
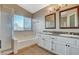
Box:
[18,4,50,14]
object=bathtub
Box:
[13,31,37,54]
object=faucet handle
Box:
[70,32,74,35]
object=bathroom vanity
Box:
[36,31,79,55]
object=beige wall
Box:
[33,4,79,33]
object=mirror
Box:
[45,13,56,29]
[59,6,79,29]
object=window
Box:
[14,15,32,31]
[14,15,24,31]
[24,17,32,30]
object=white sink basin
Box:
[59,34,79,38]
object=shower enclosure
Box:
[0,5,13,53]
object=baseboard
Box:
[1,49,13,55]
[18,44,37,51]
[9,44,37,55]
[17,39,37,50]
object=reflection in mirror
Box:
[70,14,75,27]
[61,12,67,27]
[60,7,79,29]
[45,13,56,29]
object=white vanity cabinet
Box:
[55,43,66,55]
[37,34,44,47]
[53,37,78,55]
[37,33,79,55]
[51,38,56,52]
[51,36,67,55]
[40,37,47,49]
[65,38,79,55]
[76,39,79,47]
[37,34,53,51]
[43,35,52,51]
[68,46,79,55]
[68,39,79,55]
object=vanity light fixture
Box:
[47,4,68,13]
[54,4,68,11]
[47,7,54,14]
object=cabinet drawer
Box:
[56,37,76,45]
[55,43,66,55]
[56,37,67,44]
[67,39,76,45]
[69,47,79,55]
[76,40,79,47]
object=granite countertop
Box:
[38,31,79,39]
[45,34,79,39]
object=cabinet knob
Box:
[68,45,70,47]
[66,44,67,46]
[66,44,70,47]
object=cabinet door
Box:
[37,37,43,47]
[42,38,47,49]
[69,47,79,55]
[55,43,66,55]
[44,38,52,50]
[37,34,41,46]
[51,40,56,52]
[76,40,79,48]
[37,35,46,48]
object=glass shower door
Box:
[1,5,13,51]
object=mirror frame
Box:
[45,13,56,29]
[59,6,79,29]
